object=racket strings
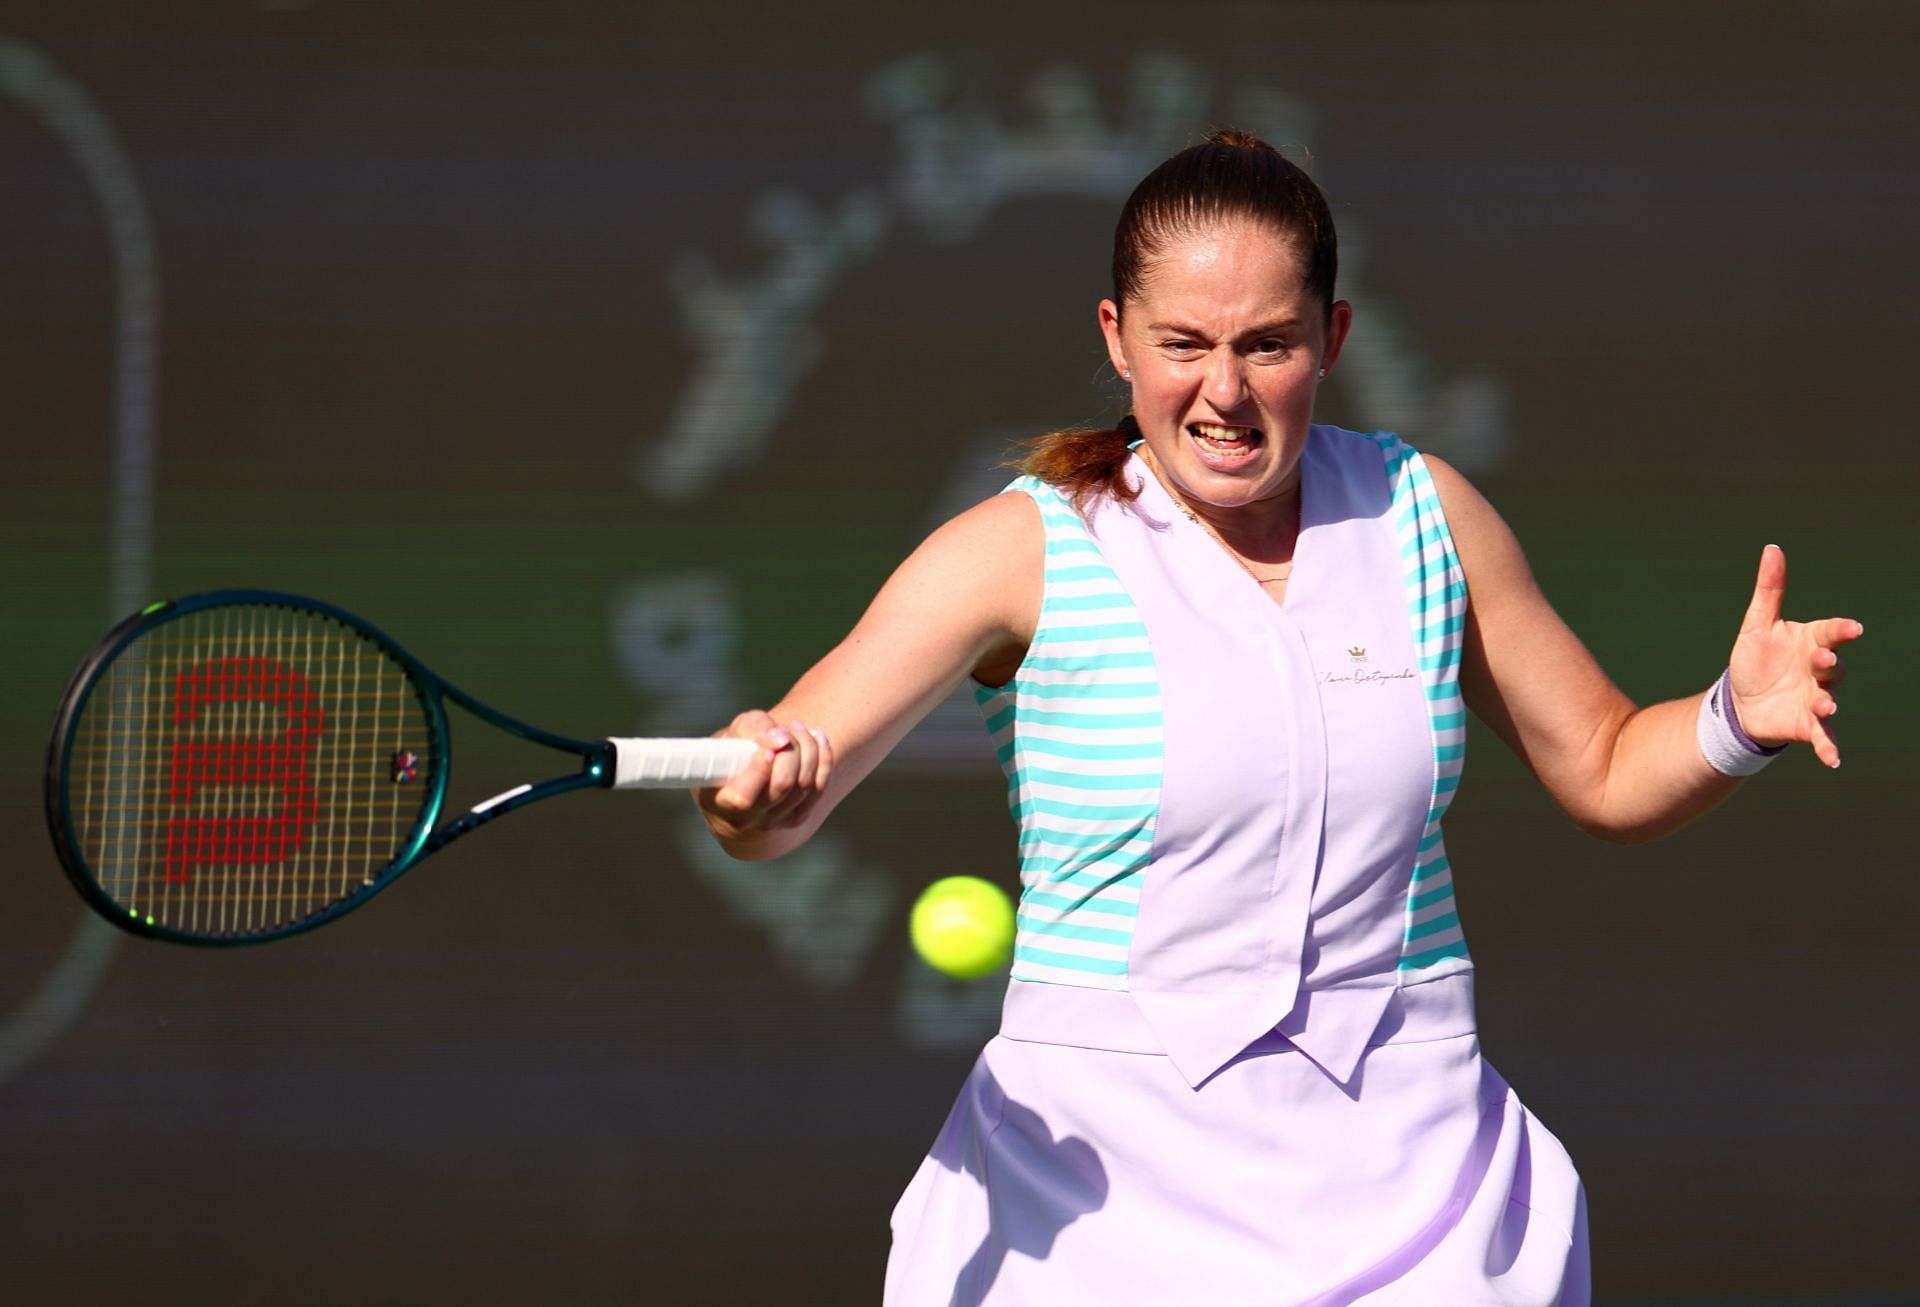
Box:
[64,603,438,937]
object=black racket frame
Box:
[45,589,618,945]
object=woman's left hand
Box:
[1727,544,1864,769]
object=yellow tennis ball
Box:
[910,876,1015,980]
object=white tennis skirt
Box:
[884,1012,1588,1306]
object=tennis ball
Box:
[909,876,1015,980]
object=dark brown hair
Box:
[1015,128,1338,510]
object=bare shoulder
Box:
[1419,453,1498,544]
[920,484,1045,570]
[850,485,1044,673]
[1419,452,1536,599]
[898,487,1043,616]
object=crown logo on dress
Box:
[1348,646,1367,661]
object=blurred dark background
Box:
[2,3,1914,1303]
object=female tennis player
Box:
[692,130,1862,1306]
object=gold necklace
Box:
[1142,450,1297,587]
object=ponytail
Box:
[1011,416,1144,514]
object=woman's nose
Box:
[1205,349,1249,409]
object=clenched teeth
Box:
[1189,422,1261,454]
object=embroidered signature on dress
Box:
[1321,667,1416,687]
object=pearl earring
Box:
[1122,370,1131,379]
[1317,367,1328,378]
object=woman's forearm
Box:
[1580,691,1743,844]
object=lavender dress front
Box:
[883,428,1590,1306]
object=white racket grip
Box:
[606,736,758,789]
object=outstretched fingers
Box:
[1807,616,1865,652]
[1740,543,1788,635]
[1806,618,1862,769]
[1807,635,1862,770]
[1810,700,1842,769]
[1811,646,1846,690]
[1728,544,1863,772]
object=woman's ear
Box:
[1320,299,1354,373]
[1098,299,1130,379]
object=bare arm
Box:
[697,489,1042,860]
[1428,456,1862,843]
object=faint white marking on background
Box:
[672,804,897,992]
[639,52,1507,502]
[610,574,750,738]
[0,39,159,1084]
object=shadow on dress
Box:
[1296,1086,1506,1306]
[926,1064,1109,1307]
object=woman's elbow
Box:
[1566,802,1701,846]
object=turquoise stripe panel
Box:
[1021,852,1151,879]
[1020,848,1149,875]
[1416,613,1467,643]
[1006,679,1162,701]
[1010,765,1161,791]
[1020,651,1157,672]
[1027,620,1151,643]
[1027,849,1137,878]
[1044,564,1123,583]
[1004,737,1165,761]
[993,704,1164,733]
[1011,796,1157,822]
[998,739,1165,768]
[999,708,1163,730]
[1374,435,1473,973]
[1405,910,1460,942]
[1042,536,1104,556]
[1398,937,1471,971]
[1014,945,1131,976]
[995,475,1164,988]
[1021,824,1153,850]
[1407,580,1468,613]
[1036,867,1147,891]
[1021,891,1140,917]
[1023,860,1151,884]
[1017,914,1134,947]
[1043,592,1142,614]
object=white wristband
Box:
[1695,670,1786,777]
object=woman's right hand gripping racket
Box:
[44,590,756,945]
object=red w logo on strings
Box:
[165,658,325,884]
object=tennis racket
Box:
[44,589,755,946]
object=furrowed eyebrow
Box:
[1145,318,1302,340]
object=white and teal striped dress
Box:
[888,426,1588,1307]
[976,486,1161,989]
